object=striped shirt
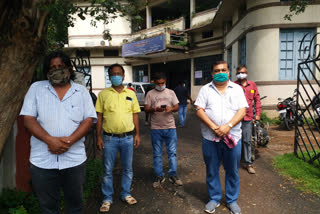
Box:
[20,80,97,170]
[195,81,248,143]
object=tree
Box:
[284,0,309,21]
[0,0,143,156]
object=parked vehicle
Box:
[123,82,155,110]
[277,89,300,130]
[310,93,320,126]
[251,96,270,161]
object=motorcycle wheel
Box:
[284,112,294,130]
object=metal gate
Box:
[71,55,98,160]
[294,33,320,166]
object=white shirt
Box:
[195,81,248,142]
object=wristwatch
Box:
[228,123,233,128]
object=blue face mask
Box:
[110,76,123,86]
[213,73,228,83]
[155,84,166,91]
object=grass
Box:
[260,112,281,125]
[273,153,320,197]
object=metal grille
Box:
[294,33,320,166]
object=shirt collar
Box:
[108,86,128,93]
[210,80,233,89]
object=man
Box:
[20,51,97,214]
[127,83,135,92]
[235,65,261,174]
[95,64,140,212]
[145,72,183,187]
[195,61,248,214]
[174,81,193,127]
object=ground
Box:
[84,112,320,214]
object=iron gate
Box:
[71,55,98,160]
[294,33,320,166]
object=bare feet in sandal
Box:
[100,201,111,212]
[123,195,137,205]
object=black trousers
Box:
[30,162,86,214]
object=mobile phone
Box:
[161,105,167,109]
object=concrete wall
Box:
[246,0,278,10]
[191,8,217,29]
[0,123,17,192]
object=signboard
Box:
[122,34,166,57]
[195,70,203,78]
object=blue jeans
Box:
[151,129,177,177]
[202,138,241,204]
[102,135,133,203]
[30,162,86,214]
[178,104,188,126]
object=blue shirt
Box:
[195,81,248,142]
[20,80,97,170]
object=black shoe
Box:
[152,176,165,188]
[169,176,183,186]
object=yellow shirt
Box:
[95,87,141,134]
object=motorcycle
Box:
[251,96,270,161]
[277,90,299,130]
[310,93,320,127]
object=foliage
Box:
[40,0,145,52]
[273,153,320,196]
[296,149,320,167]
[0,189,39,214]
[260,112,281,125]
[284,0,309,21]
[83,159,104,201]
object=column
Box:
[146,6,152,29]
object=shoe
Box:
[247,165,256,174]
[178,124,184,128]
[100,201,111,212]
[227,203,241,214]
[152,176,165,188]
[169,175,183,186]
[204,201,220,214]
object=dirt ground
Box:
[84,112,320,214]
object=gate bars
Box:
[294,33,320,166]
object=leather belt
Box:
[103,131,133,138]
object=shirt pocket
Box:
[68,106,83,123]
[247,90,254,101]
[124,100,133,112]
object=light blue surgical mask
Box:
[213,73,228,83]
[110,76,123,86]
[155,84,166,91]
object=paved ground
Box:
[85,112,320,214]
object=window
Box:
[227,48,232,79]
[239,37,246,65]
[74,67,91,89]
[133,65,148,82]
[136,85,143,93]
[279,29,314,80]
[104,66,111,88]
[104,50,119,57]
[76,50,90,57]
[194,55,223,85]
[202,31,213,39]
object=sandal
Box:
[123,195,137,205]
[100,201,111,212]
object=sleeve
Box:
[253,83,262,116]
[131,92,141,113]
[171,90,179,106]
[194,86,207,109]
[19,83,38,117]
[95,91,104,113]
[82,89,97,123]
[145,91,152,106]
[235,87,249,110]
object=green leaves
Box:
[284,0,309,21]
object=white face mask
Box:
[236,73,247,79]
[155,84,166,91]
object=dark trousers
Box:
[30,162,86,214]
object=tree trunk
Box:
[0,0,53,156]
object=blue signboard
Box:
[122,34,166,57]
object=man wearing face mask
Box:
[95,64,141,212]
[20,51,97,214]
[195,61,248,214]
[234,65,261,174]
[144,72,182,188]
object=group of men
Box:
[20,51,261,214]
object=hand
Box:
[255,115,260,121]
[134,135,140,148]
[47,136,71,154]
[217,124,231,138]
[165,106,173,113]
[155,106,165,112]
[97,136,104,151]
